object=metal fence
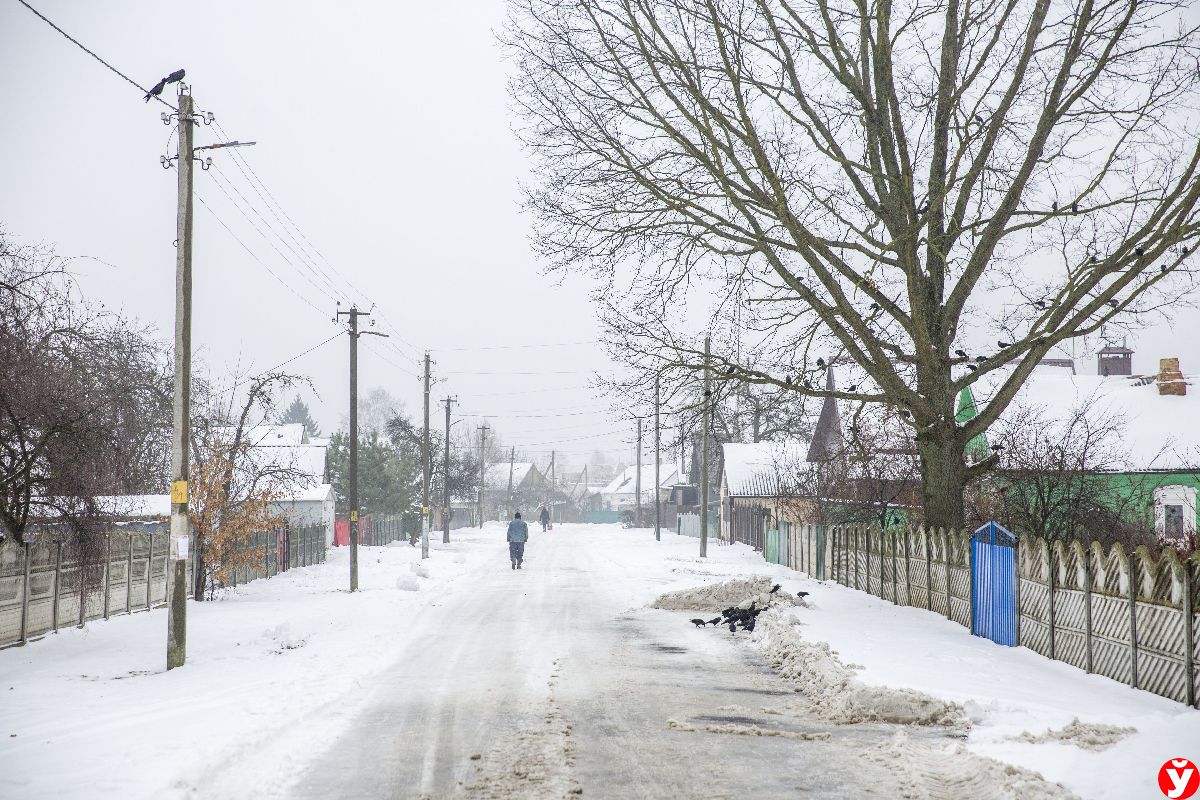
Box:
[0,523,327,650]
[784,522,1199,708]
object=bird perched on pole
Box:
[144,69,186,102]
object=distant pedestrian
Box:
[539,506,550,532]
[507,512,529,570]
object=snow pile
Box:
[666,718,831,740]
[410,562,431,578]
[752,608,967,727]
[395,574,419,591]
[866,731,1081,800]
[1011,718,1137,752]
[650,577,800,613]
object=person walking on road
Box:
[539,506,550,532]
[507,512,529,570]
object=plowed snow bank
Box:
[751,608,967,727]
[1012,718,1137,752]
[867,731,1081,800]
[650,577,800,613]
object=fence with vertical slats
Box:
[0,520,336,650]
[785,523,1199,708]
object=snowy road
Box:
[263,527,922,799]
[3,522,1193,799]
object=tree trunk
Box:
[918,425,968,530]
[193,537,205,601]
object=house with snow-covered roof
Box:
[963,350,1200,545]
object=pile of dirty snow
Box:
[651,577,800,613]
[1011,718,1137,752]
[867,731,1081,800]
[751,608,967,728]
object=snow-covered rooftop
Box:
[992,372,1200,471]
[600,464,684,496]
[721,441,808,497]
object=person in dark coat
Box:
[539,506,550,532]
[507,512,529,569]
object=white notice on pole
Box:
[172,533,189,560]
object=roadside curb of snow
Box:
[750,607,969,729]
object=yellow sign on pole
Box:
[171,481,188,504]
[350,510,358,521]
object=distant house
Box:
[483,461,552,519]
[599,463,684,511]
[975,354,1200,545]
[100,424,336,547]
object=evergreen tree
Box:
[279,395,322,438]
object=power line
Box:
[434,341,599,352]
[261,332,343,375]
[15,0,173,107]
[194,193,329,316]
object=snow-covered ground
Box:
[0,523,1193,799]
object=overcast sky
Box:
[4,0,1200,475]
[0,0,651,472]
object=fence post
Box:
[891,529,898,603]
[19,541,31,645]
[148,533,156,609]
[968,530,975,635]
[126,534,133,614]
[1182,562,1195,707]
[944,529,953,621]
[103,534,111,620]
[924,528,932,611]
[904,528,912,607]
[1014,535,1022,647]
[1129,552,1139,689]
[79,546,87,627]
[865,527,872,596]
[52,540,62,633]
[1083,542,1093,674]
[1048,542,1057,661]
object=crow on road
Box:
[690,618,708,628]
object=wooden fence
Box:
[784,523,1199,708]
[0,522,327,650]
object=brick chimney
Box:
[1158,358,1186,396]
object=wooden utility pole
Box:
[700,335,710,558]
[654,375,661,541]
[635,418,643,527]
[477,424,488,527]
[335,306,384,590]
[167,88,195,670]
[443,396,454,543]
[421,352,431,559]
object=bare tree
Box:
[506,0,1200,529]
[988,396,1167,552]
[0,231,172,543]
[189,370,313,599]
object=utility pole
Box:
[635,418,643,527]
[654,374,661,541]
[549,450,556,513]
[477,424,488,527]
[167,88,195,670]
[422,352,431,559]
[443,396,454,543]
[700,335,710,558]
[336,305,387,591]
[507,446,516,518]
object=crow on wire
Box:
[144,68,185,102]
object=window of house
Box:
[1165,504,1184,539]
